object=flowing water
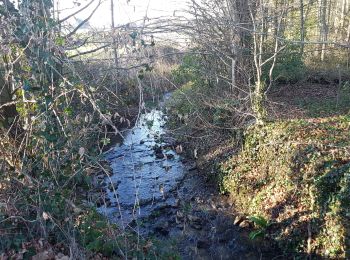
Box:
[98,96,186,226]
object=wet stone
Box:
[153,145,162,152]
[180,158,188,163]
[96,174,105,180]
[96,197,111,207]
[176,210,184,219]
[191,223,203,230]
[165,153,175,160]
[239,220,251,228]
[197,239,210,249]
[154,221,169,236]
[219,228,236,243]
[163,165,172,171]
[234,215,245,226]
[155,153,164,159]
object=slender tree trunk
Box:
[250,0,267,125]
[319,0,327,61]
[231,55,236,93]
[300,0,305,55]
[0,60,18,128]
[230,0,238,93]
[111,0,119,93]
[340,0,345,28]
[347,22,350,68]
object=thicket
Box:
[0,0,178,258]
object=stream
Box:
[97,95,263,259]
[98,94,186,225]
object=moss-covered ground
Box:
[220,115,350,257]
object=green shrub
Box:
[171,54,205,86]
[262,45,306,84]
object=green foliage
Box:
[248,215,269,228]
[100,137,111,146]
[248,215,269,240]
[78,210,118,256]
[168,53,237,128]
[263,45,306,84]
[168,54,206,118]
[167,81,198,116]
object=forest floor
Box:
[267,83,350,120]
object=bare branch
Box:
[65,0,102,38]
[59,0,95,24]
[68,43,111,59]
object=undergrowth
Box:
[220,115,350,257]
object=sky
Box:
[58,0,189,29]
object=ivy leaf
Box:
[129,31,138,40]
[100,138,110,146]
[55,37,65,46]
[23,79,31,91]
[248,215,268,228]
[64,107,73,116]
[249,230,264,240]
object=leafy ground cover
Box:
[220,115,350,257]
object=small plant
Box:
[248,215,269,240]
[182,202,192,215]
[100,137,111,146]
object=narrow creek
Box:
[98,94,187,225]
[97,94,263,259]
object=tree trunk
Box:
[111,0,119,93]
[0,73,17,128]
[300,0,305,55]
[319,0,327,61]
[253,81,267,125]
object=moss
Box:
[219,115,350,257]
